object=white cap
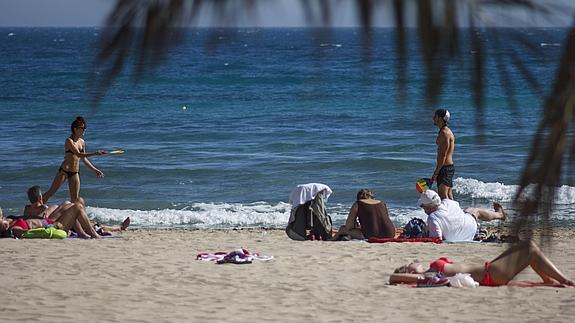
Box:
[443,110,450,122]
[435,108,450,123]
[418,190,441,207]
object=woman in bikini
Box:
[389,240,573,287]
[43,116,107,203]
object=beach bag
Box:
[400,217,428,238]
[22,227,67,239]
[286,191,333,241]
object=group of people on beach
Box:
[1,112,572,287]
[336,109,505,242]
[331,109,572,287]
[0,116,129,239]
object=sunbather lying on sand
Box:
[2,200,101,238]
[389,240,573,287]
[2,195,129,239]
[23,186,129,236]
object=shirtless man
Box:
[23,186,59,219]
[431,109,455,200]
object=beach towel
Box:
[196,248,274,264]
[288,183,332,207]
[22,227,67,239]
[67,235,122,239]
[394,281,573,288]
[368,237,442,244]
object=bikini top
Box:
[429,257,453,273]
[65,147,85,154]
[66,137,85,154]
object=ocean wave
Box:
[88,201,293,229]
[454,177,575,205]
[540,42,561,47]
[87,201,427,229]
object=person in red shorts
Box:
[389,240,573,287]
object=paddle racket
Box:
[108,150,125,155]
[416,178,433,193]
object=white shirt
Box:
[427,199,477,242]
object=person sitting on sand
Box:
[2,200,101,239]
[335,189,395,240]
[419,189,505,241]
[23,186,59,219]
[389,240,574,287]
[23,186,129,236]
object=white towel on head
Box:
[288,183,332,207]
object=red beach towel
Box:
[368,237,442,244]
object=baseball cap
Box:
[418,190,441,207]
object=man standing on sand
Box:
[431,108,455,200]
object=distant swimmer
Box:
[43,116,107,203]
[431,108,455,200]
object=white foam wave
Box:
[454,177,575,205]
[87,201,427,229]
[85,179,574,228]
[389,208,428,226]
[87,202,292,228]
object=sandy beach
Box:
[1,228,574,322]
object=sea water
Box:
[0,27,573,228]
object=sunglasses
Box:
[76,126,86,130]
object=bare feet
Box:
[77,233,91,239]
[120,217,130,231]
[493,202,506,221]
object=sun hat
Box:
[418,190,441,207]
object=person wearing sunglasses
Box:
[43,116,107,203]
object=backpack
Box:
[400,217,428,238]
[286,191,333,241]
